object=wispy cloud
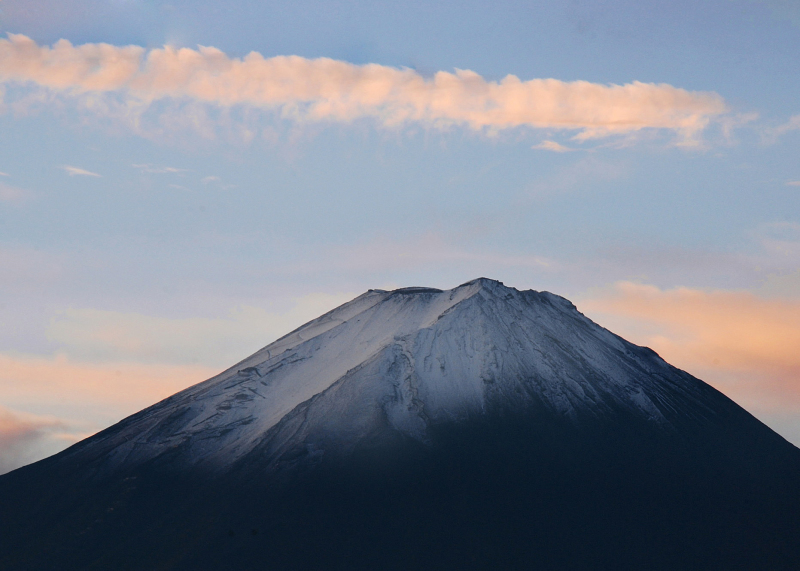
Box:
[787,180,800,187]
[579,282,800,415]
[0,182,28,202]
[0,353,215,473]
[0,171,9,177]
[62,165,101,177]
[201,175,236,190]
[0,34,727,142]
[0,405,68,474]
[763,114,800,143]
[718,112,759,143]
[132,163,188,174]
[532,140,575,152]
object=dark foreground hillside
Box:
[2,407,799,570]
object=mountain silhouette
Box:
[1,279,798,570]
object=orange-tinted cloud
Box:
[579,282,800,413]
[0,290,358,470]
[46,293,355,367]
[532,140,575,152]
[0,352,219,473]
[0,34,726,141]
[0,405,67,474]
[0,352,217,416]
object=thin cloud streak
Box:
[0,34,726,141]
[62,165,101,177]
[532,140,575,152]
[132,163,188,174]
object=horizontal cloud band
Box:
[579,282,800,411]
[0,34,726,139]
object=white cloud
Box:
[0,171,9,177]
[718,111,759,142]
[532,140,575,152]
[0,34,727,142]
[764,114,800,143]
[62,165,101,177]
[787,180,800,187]
[200,175,235,190]
[132,163,188,174]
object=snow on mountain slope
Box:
[61,278,719,475]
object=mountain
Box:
[1,278,799,570]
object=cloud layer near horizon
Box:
[0,352,217,475]
[3,281,800,473]
[0,405,67,474]
[0,292,355,474]
[579,282,800,413]
[46,293,355,367]
[0,34,726,140]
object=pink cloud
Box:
[0,182,28,202]
[0,405,66,474]
[579,282,800,413]
[532,140,575,152]
[0,353,217,414]
[0,34,726,141]
[0,352,219,472]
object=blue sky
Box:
[1,0,799,472]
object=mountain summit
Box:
[2,279,799,570]
[55,277,707,476]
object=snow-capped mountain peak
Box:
[4,279,800,571]
[63,278,710,475]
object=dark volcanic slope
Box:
[1,279,799,570]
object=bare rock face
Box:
[2,279,799,570]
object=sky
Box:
[0,0,799,474]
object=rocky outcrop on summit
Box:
[1,278,799,571]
